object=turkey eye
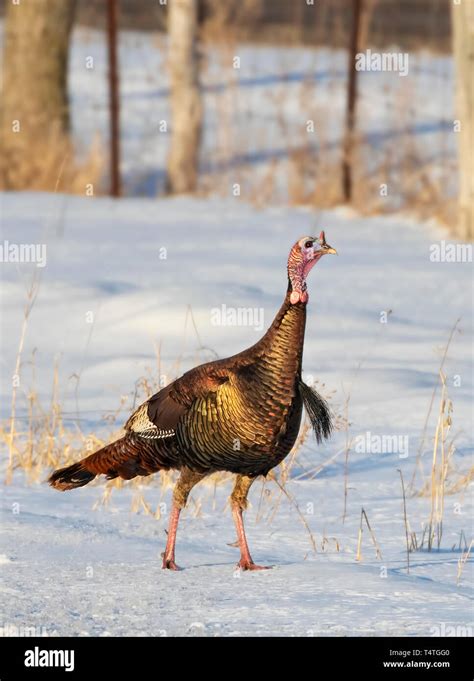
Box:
[304,240,313,248]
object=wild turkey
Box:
[49,233,337,570]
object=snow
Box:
[1,477,471,637]
[0,193,472,636]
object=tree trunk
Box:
[166,0,202,194]
[1,0,77,190]
[107,0,121,197]
[342,0,363,203]
[452,0,474,241]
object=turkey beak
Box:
[317,231,337,256]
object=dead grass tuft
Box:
[0,130,103,195]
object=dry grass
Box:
[355,507,383,562]
[0,130,103,195]
[414,370,472,500]
[409,319,462,492]
[412,371,473,552]
[398,366,473,558]
[457,540,473,586]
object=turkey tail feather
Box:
[298,380,333,443]
[48,461,96,491]
[48,434,164,491]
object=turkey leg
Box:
[162,468,205,570]
[231,475,271,571]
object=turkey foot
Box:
[162,555,182,571]
[237,558,272,571]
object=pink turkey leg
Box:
[232,506,271,571]
[162,504,182,570]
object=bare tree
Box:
[1,0,77,190]
[452,0,474,241]
[166,0,203,194]
[107,0,121,197]
[342,0,363,203]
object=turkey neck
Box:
[254,290,307,380]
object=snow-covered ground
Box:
[0,193,472,636]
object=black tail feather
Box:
[298,380,333,444]
[48,462,96,491]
